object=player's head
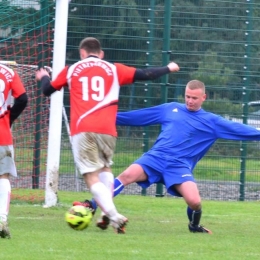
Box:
[79,37,104,60]
[185,80,206,111]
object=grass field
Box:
[15,146,260,183]
[1,190,260,260]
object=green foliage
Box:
[0,0,54,63]
[202,99,242,116]
[171,0,260,85]
[190,51,239,86]
[67,0,149,65]
[0,1,38,37]
[2,191,260,260]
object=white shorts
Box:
[71,132,116,174]
[0,145,17,177]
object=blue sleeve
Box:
[215,116,260,140]
[116,104,166,126]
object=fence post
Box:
[33,0,49,189]
[141,0,155,196]
[156,0,172,197]
[239,1,253,201]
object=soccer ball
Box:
[65,205,93,231]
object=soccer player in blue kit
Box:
[75,79,260,234]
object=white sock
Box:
[0,179,11,222]
[99,172,114,216]
[99,171,114,195]
[90,182,118,220]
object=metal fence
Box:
[4,0,260,201]
[60,0,260,201]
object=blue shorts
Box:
[134,153,195,197]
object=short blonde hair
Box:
[186,80,205,94]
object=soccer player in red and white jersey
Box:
[0,63,28,238]
[35,37,179,233]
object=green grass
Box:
[194,158,260,182]
[14,144,260,182]
[1,190,260,260]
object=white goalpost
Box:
[44,0,69,207]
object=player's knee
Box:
[118,170,135,185]
[188,200,201,211]
[118,171,131,184]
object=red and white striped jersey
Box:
[51,57,136,136]
[0,64,26,145]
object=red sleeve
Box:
[114,63,136,85]
[50,66,69,90]
[11,72,26,98]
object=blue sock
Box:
[90,199,97,210]
[90,178,124,209]
[113,178,124,197]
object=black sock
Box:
[187,206,193,221]
[187,207,202,226]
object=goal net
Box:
[1,62,50,203]
[0,1,55,203]
[0,1,82,205]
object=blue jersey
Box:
[116,102,260,195]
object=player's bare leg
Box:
[175,181,212,234]
[0,174,11,238]
[94,164,146,230]
[83,171,128,234]
[117,164,148,186]
[75,164,145,231]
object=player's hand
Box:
[167,62,180,72]
[35,68,50,81]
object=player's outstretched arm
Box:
[167,62,180,72]
[35,68,56,96]
[116,104,164,126]
[215,115,260,141]
[133,61,179,81]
